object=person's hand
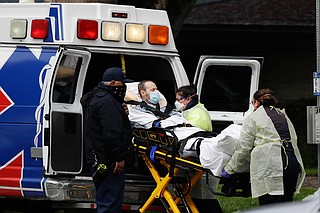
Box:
[122,103,129,115]
[221,169,231,178]
[113,160,124,174]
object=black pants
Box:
[193,198,222,213]
[258,148,301,206]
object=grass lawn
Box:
[217,187,318,213]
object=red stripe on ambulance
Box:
[0,86,14,115]
[0,151,23,196]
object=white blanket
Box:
[174,124,243,176]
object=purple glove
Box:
[221,169,231,178]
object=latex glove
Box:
[221,169,231,178]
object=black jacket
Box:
[85,82,131,165]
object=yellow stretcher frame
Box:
[132,127,251,212]
[133,142,206,213]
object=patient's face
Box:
[143,81,158,101]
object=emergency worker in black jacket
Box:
[85,67,132,213]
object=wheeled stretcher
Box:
[132,127,251,213]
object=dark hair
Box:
[138,80,152,97]
[176,84,199,103]
[253,88,278,106]
[176,84,197,98]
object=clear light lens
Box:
[101,21,122,41]
[10,19,27,39]
[125,23,145,43]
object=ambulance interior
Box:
[51,52,254,176]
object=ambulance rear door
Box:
[47,47,90,175]
[193,56,262,132]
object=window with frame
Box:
[200,65,252,112]
[52,55,82,104]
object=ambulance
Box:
[0,0,262,211]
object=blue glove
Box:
[152,121,161,127]
[221,169,231,178]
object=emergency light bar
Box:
[9,18,169,45]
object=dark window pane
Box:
[53,55,82,103]
[200,65,252,112]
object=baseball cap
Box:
[102,67,133,83]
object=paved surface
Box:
[302,176,319,188]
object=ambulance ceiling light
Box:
[148,25,169,45]
[77,19,98,40]
[10,19,27,39]
[125,23,146,43]
[31,19,49,39]
[101,21,121,41]
[19,0,34,2]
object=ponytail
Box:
[253,88,278,106]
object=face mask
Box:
[148,91,160,104]
[174,100,184,112]
[109,85,127,102]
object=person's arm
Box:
[100,96,126,162]
[159,114,188,128]
[224,116,256,174]
[128,106,158,129]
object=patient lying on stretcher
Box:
[125,82,249,177]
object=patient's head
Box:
[138,80,160,105]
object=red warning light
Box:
[31,19,48,39]
[77,19,98,40]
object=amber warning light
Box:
[148,25,169,45]
[112,12,128,19]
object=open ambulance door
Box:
[47,47,91,175]
[193,56,262,132]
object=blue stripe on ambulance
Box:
[48,3,64,41]
[45,17,54,42]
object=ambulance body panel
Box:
[0,2,262,210]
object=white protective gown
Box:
[224,106,306,198]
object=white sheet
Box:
[176,124,243,176]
